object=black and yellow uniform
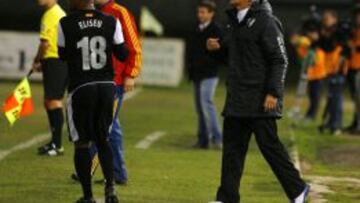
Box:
[40,3,67,99]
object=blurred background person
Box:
[346,7,360,134]
[303,23,327,122]
[189,0,223,149]
[319,37,348,135]
[33,0,67,156]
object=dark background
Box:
[0,0,356,83]
[0,0,355,36]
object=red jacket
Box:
[100,0,142,85]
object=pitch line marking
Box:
[0,87,142,162]
[0,133,50,162]
[135,131,167,149]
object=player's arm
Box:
[32,40,49,72]
[113,19,129,62]
[57,23,67,61]
[118,8,142,79]
[33,15,52,72]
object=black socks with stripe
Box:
[46,108,64,148]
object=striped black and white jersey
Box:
[58,9,128,92]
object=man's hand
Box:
[264,94,278,112]
[124,77,135,92]
[206,38,221,51]
[32,61,42,72]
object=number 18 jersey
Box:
[58,9,125,92]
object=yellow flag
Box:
[2,78,34,125]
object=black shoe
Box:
[105,195,119,203]
[192,143,209,149]
[38,142,53,153]
[349,129,360,136]
[318,125,325,134]
[71,173,79,182]
[344,126,356,132]
[38,143,64,156]
[115,179,128,186]
[75,197,96,203]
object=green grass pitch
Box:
[0,82,359,203]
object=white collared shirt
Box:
[199,21,211,31]
[237,8,250,23]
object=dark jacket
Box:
[221,0,288,118]
[189,22,223,82]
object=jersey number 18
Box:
[77,36,107,71]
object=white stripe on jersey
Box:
[58,23,65,48]
[113,19,125,45]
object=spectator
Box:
[189,0,223,149]
[347,8,360,134]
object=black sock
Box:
[46,108,64,148]
[97,141,115,196]
[74,148,93,199]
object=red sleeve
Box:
[116,6,142,78]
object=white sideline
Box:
[0,88,142,162]
[0,133,50,162]
[135,131,167,149]
[289,129,302,173]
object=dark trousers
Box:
[347,69,359,127]
[306,80,323,119]
[216,117,306,203]
[324,77,344,130]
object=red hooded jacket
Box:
[100,0,142,85]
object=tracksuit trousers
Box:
[216,117,306,203]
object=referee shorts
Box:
[66,82,115,144]
[42,58,68,100]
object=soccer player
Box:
[57,0,128,202]
[33,0,67,156]
[207,0,309,202]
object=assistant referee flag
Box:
[2,78,34,125]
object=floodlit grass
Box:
[0,82,359,203]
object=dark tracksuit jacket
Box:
[220,1,288,118]
[215,1,306,203]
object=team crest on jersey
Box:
[85,13,94,17]
[247,18,256,28]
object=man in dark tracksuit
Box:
[207,0,309,202]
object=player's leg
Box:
[216,117,252,203]
[74,141,94,203]
[253,118,308,201]
[93,83,118,202]
[67,85,97,203]
[193,80,209,148]
[109,85,128,184]
[38,59,68,156]
[200,77,222,148]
